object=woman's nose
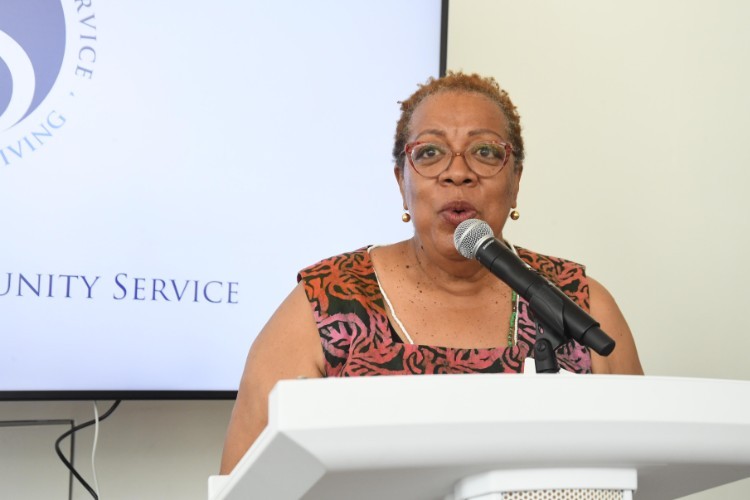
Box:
[440,153,477,185]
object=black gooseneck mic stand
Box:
[454,219,616,373]
[522,277,585,374]
[518,268,614,373]
[473,237,615,374]
[533,322,566,373]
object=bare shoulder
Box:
[369,240,411,266]
[220,281,324,474]
[587,276,644,375]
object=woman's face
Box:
[396,90,522,259]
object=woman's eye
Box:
[415,145,444,161]
[472,143,503,162]
[477,145,497,157]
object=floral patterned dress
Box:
[297,247,592,376]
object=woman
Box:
[220,72,643,473]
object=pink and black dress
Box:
[297,247,592,377]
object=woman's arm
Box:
[220,281,325,474]
[587,276,644,375]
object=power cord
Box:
[91,401,101,498]
[54,400,121,499]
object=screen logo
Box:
[0,1,66,131]
[0,0,96,167]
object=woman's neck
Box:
[406,236,502,296]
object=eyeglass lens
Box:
[409,141,508,177]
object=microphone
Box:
[454,219,615,356]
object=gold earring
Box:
[402,211,411,223]
[509,209,520,221]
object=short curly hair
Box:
[393,71,524,171]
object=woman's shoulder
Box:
[514,245,589,307]
[296,246,383,322]
[297,246,374,283]
[515,245,586,277]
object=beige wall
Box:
[2,1,749,499]
[449,0,750,381]
[448,1,750,498]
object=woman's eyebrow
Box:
[468,128,504,138]
[414,129,447,140]
[413,128,505,141]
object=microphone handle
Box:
[475,237,615,356]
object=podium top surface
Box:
[215,374,750,500]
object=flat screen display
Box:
[0,0,447,399]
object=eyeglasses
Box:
[404,140,514,178]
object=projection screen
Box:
[0,0,447,398]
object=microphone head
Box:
[454,219,494,259]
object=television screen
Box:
[0,0,447,399]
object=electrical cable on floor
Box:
[54,400,121,499]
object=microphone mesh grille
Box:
[454,219,494,259]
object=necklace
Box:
[507,290,518,347]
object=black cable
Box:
[69,420,75,500]
[54,400,122,499]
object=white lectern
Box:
[209,374,750,499]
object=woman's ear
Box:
[510,163,523,208]
[394,165,407,207]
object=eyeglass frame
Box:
[402,140,515,179]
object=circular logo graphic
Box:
[0,0,66,132]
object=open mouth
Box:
[441,202,477,225]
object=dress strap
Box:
[368,245,415,344]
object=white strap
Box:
[368,245,415,344]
